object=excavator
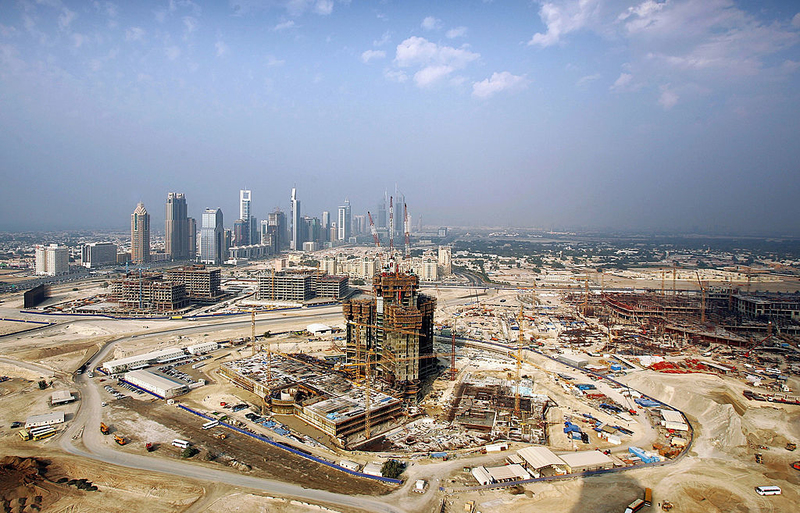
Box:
[114,434,127,446]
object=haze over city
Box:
[2,0,800,234]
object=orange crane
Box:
[367,211,381,248]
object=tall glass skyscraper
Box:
[200,208,224,264]
[290,188,301,250]
[165,192,189,260]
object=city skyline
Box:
[1,1,799,235]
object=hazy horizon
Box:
[2,1,799,235]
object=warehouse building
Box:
[559,450,615,473]
[124,369,189,398]
[103,347,186,374]
[660,409,689,431]
[25,411,65,429]
[471,464,530,485]
[558,353,589,368]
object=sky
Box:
[1,0,799,235]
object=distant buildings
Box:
[81,242,117,269]
[131,202,150,264]
[165,192,190,260]
[337,199,351,242]
[291,188,301,250]
[200,208,224,265]
[35,244,69,276]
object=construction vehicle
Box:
[792,461,800,471]
[114,434,126,446]
[213,432,227,440]
[786,442,796,451]
[100,423,110,435]
[145,442,156,452]
[661,501,674,511]
[755,453,763,464]
[624,498,645,513]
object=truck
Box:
[100,423,110,435]
[114,434,127,445]
[644,488,652,507]
[624,499,645,513]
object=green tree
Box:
[381,459,405,479]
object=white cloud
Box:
[793,13,800,28]
[58,8,77,31]
[72,33,86,48]
[472,71,529,98]
[165,45,181,60]
[414,65,453,87]
[393,36,479,88]
[528,0,599,47]
[611,72,632,91]
[125,27,145,41]
[215,40,228,57]
[446,26,467,39]
[576,73,601,86]
[373,30,391,47]
[421,16,442,31]
[658,86,678,109]
[384,68,407,83]
[274,20,296,31]
[314,0,333,15]
[361,49,386,63]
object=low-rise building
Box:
[103,347,186,374]
[186,341,218,355]
[25,412,65,429]
[124,369,189,398]
[51,390,76,405]
[559,451,614,473]
[163,265,222,301]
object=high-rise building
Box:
[131,202,150,264]
[321,211,330,232]
[291,188,301,250]
[250,216,259,248]
[239,189,252,245]
[233,219,248,246]
[353,215,365,236]
[200,208,224,265]
[268,209,287,250]
[377,194,387,230]
[81,242,117,269]
[438,246,452,276]
[337,199,351,242]
[187,217,197,259]
[35,244,69,276]
[165,193,189,260]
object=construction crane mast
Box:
[695,271,707,324]
[367,211,380,248]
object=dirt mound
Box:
[0,456,99,513]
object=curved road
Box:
[57,310,405,513]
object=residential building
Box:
[35,244,69,276]
[187,217,197,259]
[239,189,252,245]
[438,245,452,275]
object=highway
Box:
[57,309,406,513]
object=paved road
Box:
[58,317,405,513]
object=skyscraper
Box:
[321,211,330,232]
[377,194,387,230]
[165,192,189,260]
[200,208,224,265]
[131,202,150,264]
[337,199,351,242]
[290,188,301,250]
[239,190,252,245]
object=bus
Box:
[644,488,652,507]
[202,420,219,430]
[755,486,781,496]
[18,430,31,441]
[31,427,56,441]
[172,439,190,449]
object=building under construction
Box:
[218,353,404,449]
[342,268,437,401]
[256,270,349,302]
[163,264,222,302]
[109,272,189,312]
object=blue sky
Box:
[1,0,799,235]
